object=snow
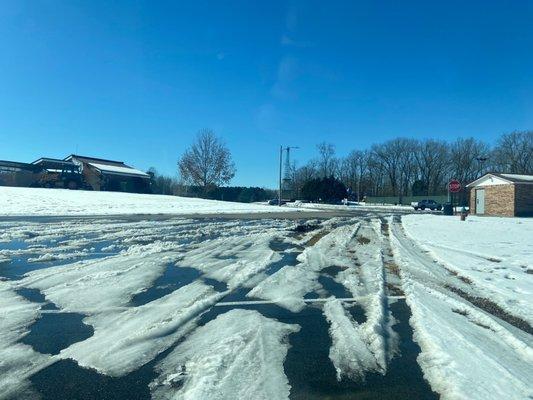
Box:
[149,309,299,400]
[323,298,381,381]
[391,217,533,400]
[500,173,533,181]
[0,187,310,216]
[401,278,533,400]
[402,214,533,325]
[19,244,183,313]
[329,220,398,378]
[60,281,225,376]
[174,229,282,290]
[286,202,412,212]
[87,162,150,177]
[247,221,360,312]
[0,281,53,399]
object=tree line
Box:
[290,130,532,202]
[149,129,531,203]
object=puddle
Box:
[15,288,59,310]
[318,275,353,298]
[30,358,157,400]
[131,265,201,306]
[322,265,348,276]
[202,277,228,292]
[21,312,94,355]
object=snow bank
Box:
[391,220,533,400]
[0,281,53,399]
[402,214,533,325]
[149,309,299,400]
[402,279,533,400]
[0,186,307,216]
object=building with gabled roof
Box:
[64,154,151,192]
[466,173,533,217]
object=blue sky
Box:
[1,0,531,187]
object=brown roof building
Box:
[466,173,533,217]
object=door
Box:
[476,189,485,214]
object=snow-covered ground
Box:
[391,215,533,400]
[402,214,533,324]
[0,187,309,216]
[286,201,413,212]
[0,213,531,399]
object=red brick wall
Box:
[515,184,533,217]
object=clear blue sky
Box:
[1,1,531,187]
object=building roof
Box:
[32,157,76,166]
[64,154,125,167]
[467,173,533,187]
[87,162,150,178]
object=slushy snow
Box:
[149,309,299,400]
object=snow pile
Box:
[149,309,299,400]
[323,298,381,381]
[0,281,52,399]
[0,186,308,216]
[402,214,533,325]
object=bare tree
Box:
[316,142,337,178]
[341,150,369,201]
[449,138,490,183]
[492,131,533,174]
[178,129,236,189]
[414,140,450,195]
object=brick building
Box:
[467,173,533,217]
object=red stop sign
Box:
[448,180,461,193]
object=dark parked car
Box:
[268,198,287,206]
[412,199,442,211]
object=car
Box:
[412,199,442,211]
[268,198,287,206]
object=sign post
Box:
[448,180,461,212]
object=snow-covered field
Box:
[0,212,531,399]
[0,187,308,216]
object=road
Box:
[0,212,530,400]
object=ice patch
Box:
[149,309,300,400]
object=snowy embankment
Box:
[402,214,533,325]
[391,216,533,400]
[0,187,307,216]
[286,201,412,212]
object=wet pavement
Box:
[0,215,438,399]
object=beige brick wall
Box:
[469,189,476,214]
[515,184,533,217]
[471,184,515,217]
